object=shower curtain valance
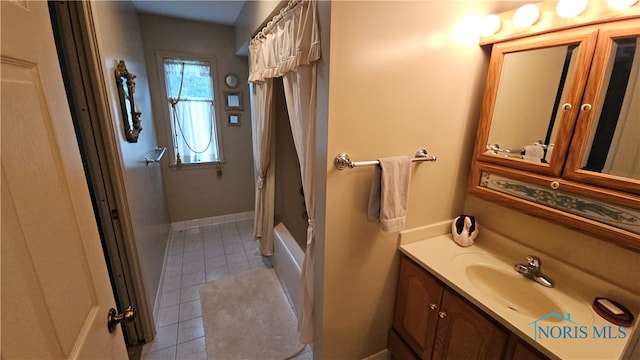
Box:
[248,0,321,82]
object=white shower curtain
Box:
[251,79,274,256]
[249,0,320,344]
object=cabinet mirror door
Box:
[564,24,640,195]
[474,28,598,176]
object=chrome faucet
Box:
[514,255,554,287]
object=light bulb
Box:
[513,4,540,28]
[479,14,502,36]
[557,0,588,18]
[607,0,639,9]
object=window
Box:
[162,57,223,165]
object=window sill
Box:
[168,160,225,170]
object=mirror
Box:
[471,20,640,248]
[115,60,142,142]
[225,73,239,88]
[486,42,582,165]
[580,36,639,180]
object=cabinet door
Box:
[564,19,640,195]
[510,340,550,360]
[473,27,598,177]
[431,290,508,360]
[393,256,444,358]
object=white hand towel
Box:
[522,144,544,162]
[367,156,412,232]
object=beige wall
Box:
[138,14,255,222]
[318,1,639,358]
[90,1,170,316]
[320,2,506,358]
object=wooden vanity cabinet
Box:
[389,255,514,360]
[390,255,442,358]
[507,340,550,360]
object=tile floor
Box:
[140,218,312,360]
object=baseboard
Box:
[152,226,174,328]
[170,210,255,231]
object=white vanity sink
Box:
[451,253,593,325]
[398,226,637,359]
[465,264,563,319]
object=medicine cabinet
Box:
[469,18,640,251]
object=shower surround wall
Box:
[273,78,308,251]
[139,14,255,223]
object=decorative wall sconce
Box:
[115,60,142,143]
[224,91,243,111]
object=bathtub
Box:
[272,222,305,317]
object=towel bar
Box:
[145,146,166,164]
[334,149,437,170]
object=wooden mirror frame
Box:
[470,3,640,251]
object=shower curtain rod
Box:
[253,0,303,40]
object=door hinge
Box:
[110,209,119,220]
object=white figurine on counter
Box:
[451,214,478,247]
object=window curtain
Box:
[248,0,320,344]
[170,101,217,162]
[164,62,219,162]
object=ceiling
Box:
[131,1,246,26]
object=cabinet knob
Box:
[581,103,592,112]
[550,181,560,190]
[562,103,572,111]
[429,303,438,310]
[438,311,447,319]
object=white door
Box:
[1,1,128,358]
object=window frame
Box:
[155,51,225,167]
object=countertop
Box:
[398,225,638,360]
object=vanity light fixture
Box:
[479,14,502,36]
[513,3,540,28]
[607,0,639,9]
[556,0,588,18]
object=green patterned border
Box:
[480,172,639,235]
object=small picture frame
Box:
[224,91,243,111]
[228,113,241,126]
